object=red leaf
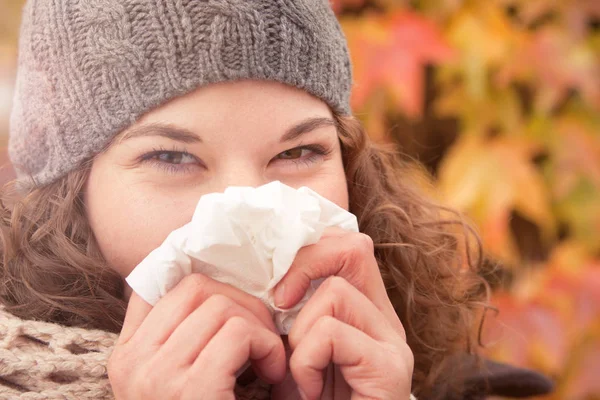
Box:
[343,11,455,117]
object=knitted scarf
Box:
[0,307,269,399]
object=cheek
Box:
[302,163,349,211]
[325,177,349,211]
[84,162,196,278]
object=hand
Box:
[108,274,286,400]
[272,229,413,400]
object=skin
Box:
[86,79,413,399]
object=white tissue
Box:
[126,181,359,334]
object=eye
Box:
[150,151,197,164]
[139,147,202,175]
[276,147,313,160]
[270,144,333,169]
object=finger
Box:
[118,291,153,345]
[319,226,348,239]
[191,317,286,387]
[288,276,405,350]
[273,232,390,314]
[157,294,269,367]
[135,274,276,345]
[290,317,406,400]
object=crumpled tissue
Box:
[126,181,359,334]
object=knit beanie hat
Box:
[9,0,353,188]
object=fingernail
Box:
[274,283,286,308]
[298,387,308,400]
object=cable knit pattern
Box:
[0,307,116,399]
[0,307,271,399]
[9,0,353,188]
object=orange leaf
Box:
[437,135,554,263]
[343,11,455,117]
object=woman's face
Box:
[85,79,349,279]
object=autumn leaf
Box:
[433,5,531,137]
[499,27,600,113]
[484,292,569,373]
[442,5,525,100]
[545,113,600,252]
[484,246,600,399]
[342,10,455,118]
[437,135,555,264]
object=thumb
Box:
[273,233,352,309]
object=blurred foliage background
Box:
[1,0,599,398]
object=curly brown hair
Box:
[0,114,489,399]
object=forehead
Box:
[120,80,335,142]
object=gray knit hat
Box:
[9,0,353,187]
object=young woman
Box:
[0,1,552,399]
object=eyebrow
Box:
[279,117,337,142]
[121,117,337,144]
[121,123,201,144]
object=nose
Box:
[211,163,271,191]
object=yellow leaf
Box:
[438,135,555,263]
[444,5,525,99]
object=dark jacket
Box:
[429,354,554,400]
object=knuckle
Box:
[314,315,339,335]
[323,275,350,292]
[336,234,376,285]
[319,276,352,298]
[223,315,251,336]
[204,293,236,311]
[205,294,251,323]
[339,233,374,267]
[349,233,374,257]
